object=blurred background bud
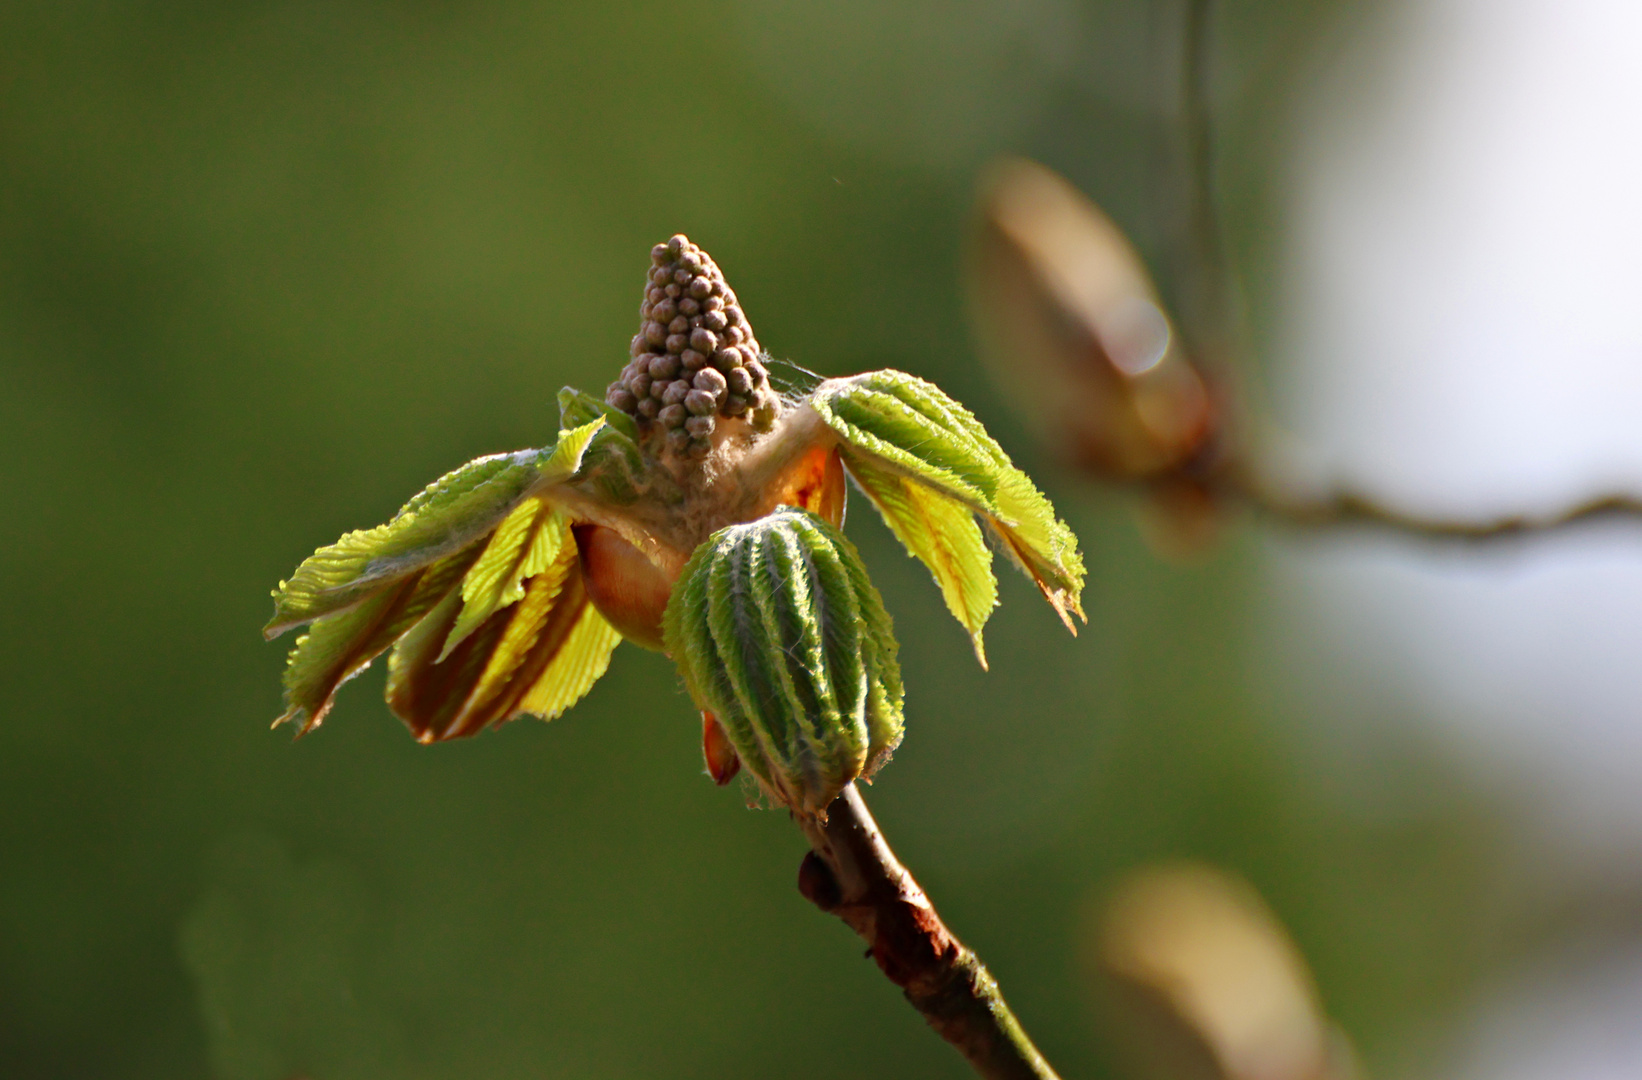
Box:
[1089,862,1357,1080]
[967,158,1217,484]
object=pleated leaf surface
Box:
[843,452,998,666]
[663,508,902,814]
[809,370,1085,635]
[264,418,605,638]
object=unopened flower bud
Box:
[624,232,783,440]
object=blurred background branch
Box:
[1178,0,1231,365]
[1229,471,1642,546]
[971,0,1642,555]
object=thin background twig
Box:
[1171,0,1642,545]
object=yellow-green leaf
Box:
[844,453,997,667]
[264,417,606,639]
[273,547,480,735]
[455,539,581,724]
[383,536,609,742]
[810,369,1084,638]
[517,602,624,721]
[439,498,567,660]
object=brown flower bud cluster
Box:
[606,234,777,456]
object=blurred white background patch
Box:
[1446,935,1642,1080]
[1268,0,1642,1073]
[1270,0,1642,837]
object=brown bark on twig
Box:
[795,784,1062,1080]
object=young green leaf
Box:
[844,453,998,667]
[383,533,618,742]
[809,370,1085,637]
[439,498,568,660]
[272,546,481,734]
[516,601,624,721]
[264,418,606,639]
[557,385,640,442]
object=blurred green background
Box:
[0,2,1515,1077]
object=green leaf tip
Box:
[558,385,639,442]
[663,507,904,817]
[808,369,1085,648]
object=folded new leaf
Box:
[384,522,622,742]
[267,418,615,736]
[663,508,904,816]
[265,418,607,637]
[807,370,1086,649]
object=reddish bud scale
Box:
[701,711,741,785]
[572,523,673,652]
